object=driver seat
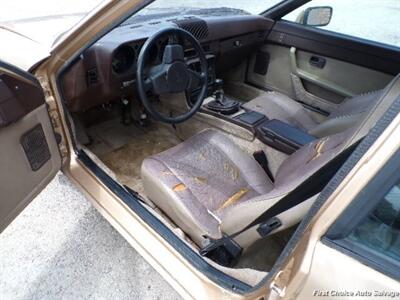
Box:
[141,128,352,248]
[141,74,400,250]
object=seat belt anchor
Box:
[200,235,242,266]
[257,217,282,238]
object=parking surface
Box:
[0,173,181,300]
[1,1,399,299]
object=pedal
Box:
[138,112,150,127]
[121,98,133,125]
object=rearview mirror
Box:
[302,6,333,27]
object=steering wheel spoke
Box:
[148,66,169,94]
[163,44,184,64]
[143,78,153,92]
[187,70,205,91]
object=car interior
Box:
[57,3,400,286]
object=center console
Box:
[256,119,316,154]
[198,78,316,154]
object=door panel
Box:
[292,47,393,96]
[269,21,400,75]
[297,242,400,299]
[248,44,295,97]
[247,21,397,114]
[0,62,61,232]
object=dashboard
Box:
[61,14,274,112]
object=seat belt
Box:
[253,150,275,182]
[200,140,361,265]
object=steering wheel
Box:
[136,27,208,124]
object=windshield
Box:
[123,0,283,25]
[0,0,282,47]
[0,0,105,47]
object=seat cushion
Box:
[309,90,383,137]
[242,91,318,131]
[244,89,384,138]
[330,90,383,119]
[141,129,273,244]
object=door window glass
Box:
[282,0,400,48]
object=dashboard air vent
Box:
[173,17,209,40]
[86,68,98,86]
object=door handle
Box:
[309,56,326,68]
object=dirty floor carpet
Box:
[87,119,182,195]
[235,227,296,272]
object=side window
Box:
[282,0,400,48]
[325,151,400,279]
[347,183,400,261]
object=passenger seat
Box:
[242,89,383,137]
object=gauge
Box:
[112,45,135,74]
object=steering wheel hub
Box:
[166,62,189,93]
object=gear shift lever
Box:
[214,78,225,104]
[205,78,240,115]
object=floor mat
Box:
[87,119,182,195]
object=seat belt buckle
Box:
[200,235,242,267]
[257,217,282,238]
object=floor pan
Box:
[87,119,182,195]
[235,227,295,271]
[85,117,292,274]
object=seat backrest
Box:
[309,89,383,137]
[220,74,400,238]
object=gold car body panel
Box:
[10,0,398,298]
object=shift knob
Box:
[215,78,224,90]
[214,79,224,103]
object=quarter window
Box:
[325,151,400,279]
[347,183,400,261]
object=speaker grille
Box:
[174,18,209,40]
[21,124,51,171]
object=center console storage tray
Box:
[257,119,316,154]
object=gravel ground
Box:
[1,1,399,299]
